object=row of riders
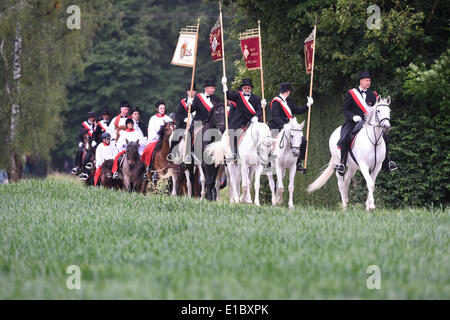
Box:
[71,71,397,209]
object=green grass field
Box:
[0,175,448,299]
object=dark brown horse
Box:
[99,159,122,189]
[146,122,180,195]
[122,140,146,192]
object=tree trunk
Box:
[8,22,22,182]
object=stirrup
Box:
[264,161,271,169]
[388,161,398,171]
[112,172,120,180]
[79,173,88,180]
[296,163,306,174]
[143,172,148,181]
[335,163,346,176]
[151,172,159,183]
[71,167,79,175]
[85,162,93,170]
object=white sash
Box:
[273,96,293,118]
[199,93,214,110]
[350,88,370,112]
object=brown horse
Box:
[122,140,146,192]
[99,159,122,189]
[146,122,181,195]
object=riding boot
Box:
[72,148,83,174]
[336,145,348,176]
[382,133,398,171]
[296,137,307,173]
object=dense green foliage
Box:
[56,0,239,165]
[0,0,112,178]
[0,177,448,298]
[228,0,449,207]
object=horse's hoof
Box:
[254,201,261,206]
[289,203,294,209]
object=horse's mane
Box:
[155,122,172,151]
[205,103,224,129]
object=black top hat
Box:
[125,118,134,126]
[186,82,198,91]
[87,111,96,118]
[203,79,216,87]
[279,82,291,93]
[130,106,141,114]
[359,70,372,80]
[155,100,165,109]
[120,101,130,108]
[102,109,110,116]
[240,78,253,88]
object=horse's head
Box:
[254,122,275,163]
[163,121,175,141]
[125,140,140,169]
[369,96,392,133]
[208,104,226,133]
[283,118,305,157]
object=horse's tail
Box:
[204,137,229,167]
[307,158,335,193]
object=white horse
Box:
[307,96,392,211]
[206,117,276,205]
[272,118,305,208]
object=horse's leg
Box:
[245,166,254,204]
[341,168,356,208]
[171,170,177,196]
[197,165,206,199]
[359,164,376,211]
[288,164,297,208]
[227,164,239,203]
[215,165,224,201]
[276,164,285,205]
[232,164,241,203]
[240,163,250,203]
[254,165,263,206]
[265,169,276,206]
[123,173,131,192]
[184,169,192,197]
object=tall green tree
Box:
[0,0,112,180]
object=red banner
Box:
[304,30,315,74]
[209,23,223,62]
[240,37,260,70]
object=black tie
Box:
[206,95,211,100]
[361,90,366,95]
[244,93,250,97]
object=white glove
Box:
[187,97,194,105]
[78,142,83,148]
[353,115,362,122]
[221,76,227,86]
[91,141,97,147]
[251,116,258,123]
[222,84,228,93]
[307,96,314,107]
[261,99,267,107]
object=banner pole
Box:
[258,20,266,124]
[219,1,228,132]
[183,18,200,162]
[304,23,316,171]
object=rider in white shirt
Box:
[147,100,173,142]
[116,118,146,155]
[95,132,118,169]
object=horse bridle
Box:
[365,103,390,173]
[279,128,302,154]
[370,103,390,129]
